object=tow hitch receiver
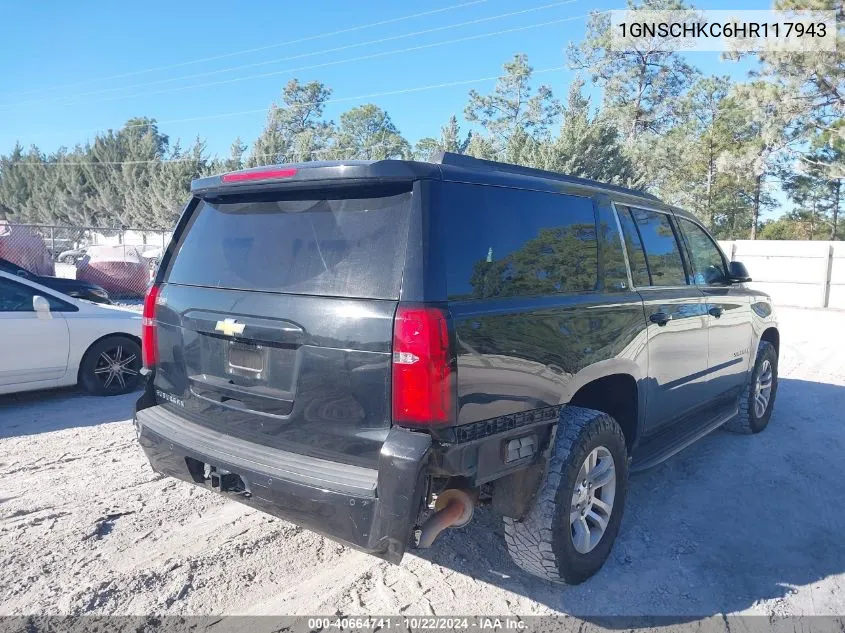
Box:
[203,463,252,497]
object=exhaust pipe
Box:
[415,488,476,549]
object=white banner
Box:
[610,10,837,53]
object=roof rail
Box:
[432,151,659,201]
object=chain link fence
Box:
[0,221,170,298]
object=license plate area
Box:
[227,341,266,378]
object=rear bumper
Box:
[134,404,430,563]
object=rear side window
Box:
[436,183,598,300]
[0,277,40,311]
[627,207,687,287]
[615,206,650,287]
[597,206,629,291]
[166,187,412,299]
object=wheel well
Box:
[761,327,779,356]
[77,332,142,382]
[568,374,638,449]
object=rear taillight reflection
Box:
[392,306,453,426]
[141,284,161,368]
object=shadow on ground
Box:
[0,388,139,438]
[413,377,845,620]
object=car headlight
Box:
[90,288,110,299]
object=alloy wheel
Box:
[753,359,773,418]
[570,446,617,554]
[93,344,139,391]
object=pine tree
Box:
[568,0,699,140]
[247,80,334,166]
[530,79,643,187]
[756,0,845,180]
[147,137,208,230]
[464,54,561,157]
[332,104,410,160]
[0,143,35,220]
[716,82,800,239]
[224,138,247,172]
[414,115,472,161]
[654,76,738,229]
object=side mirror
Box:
[32,295,52,320]
[728,261,752,283]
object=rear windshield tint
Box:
[166,187,412,299]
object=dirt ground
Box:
[1,306,843,618]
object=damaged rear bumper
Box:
[134,404,430,563]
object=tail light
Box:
[221,167,298,183]
[392,306,454,426]
[141,284,161,368]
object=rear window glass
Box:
[166,188,412,299]
[436,182,598,300]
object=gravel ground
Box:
[0,306,843,618]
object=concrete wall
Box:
[719,240,845,309]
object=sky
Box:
[1,0,789,220]
[0,0,773,158]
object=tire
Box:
[79,335,142,396]
[503,407,628,584]
[725,340,778,434]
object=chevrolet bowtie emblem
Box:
[215,318,245,337]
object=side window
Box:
[439,183,599,300]
[0,278,38,312]
[677,218,727,285]
[629,208,687,287]
[615,206,650,287]
[0,278,75,312]
[45,294,76,312]
[597,206,629,291]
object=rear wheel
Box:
[503,407,628,584]
[79,335,142,396]
[725,340,778,434]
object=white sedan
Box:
[0,271,142,396]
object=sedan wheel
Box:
[93,344,139,392]
[80,336,142,396]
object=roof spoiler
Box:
[191,160,439,196]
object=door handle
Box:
[649,312,671,326]
[708,306,724,318]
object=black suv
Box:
[134,153,779,584]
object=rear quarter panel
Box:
[450,293,649,427]
[64,308,142,380]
